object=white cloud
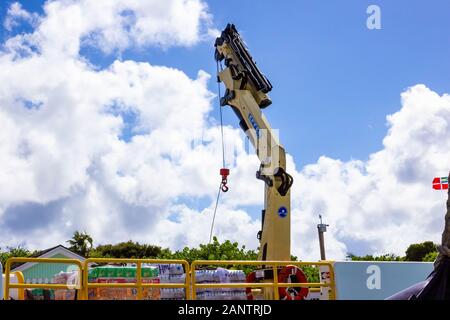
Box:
[0,0,254,253]
[3,2,40,31]
[290,85,450,259]
[1,1,449,263]
[3,0,215,57]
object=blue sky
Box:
[212,0,450,167]
[2,0,449,167]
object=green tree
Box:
[90,241,163,259]
[157,237,258,274]
[67,231,93,257]
[404,241,437,261]
[157,237,258,262]
[156,237,319,280]
[346,253,403,261]
[422,251,438,262]
[0,246,32,269]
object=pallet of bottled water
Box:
[157,264,186,300]
[195,268,247,300]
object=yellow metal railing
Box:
[83,258,191,300]
[2,270,25,300]
[11,271,25,300]
[191,260,336,300]
[4,258,84,300]
[3,258,335,300]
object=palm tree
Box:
[67,231,93,257]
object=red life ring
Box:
[246,266,309,300]
[246,271,256,300]
[278,265,309,300]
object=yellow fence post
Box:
[4,260,11,300]
[326,261,336,300]
[82,261,89,300]
[272,264,280,300]
[185,264,191,300]
[191,261,197,300]
[11,271,25,300]
[136,262,143,300]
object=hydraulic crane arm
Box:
[215,24,293,261]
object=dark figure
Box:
[387,172,450,300]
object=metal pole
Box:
[317,215,329,260]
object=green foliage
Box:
[157,237,318,280]
[422,251,438,262]
[0,246,32,270]
[67,231,93,257]
[158,237,257,262]
[300,265,320,283]
[405,241,437,261]
[347,241,439,262]
[157,237,258,274]
[91,241,163,259]
[346,253,403,261]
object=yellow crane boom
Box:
[214,24,293,261]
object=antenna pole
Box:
[317,214,329,260]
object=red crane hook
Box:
[220,168,230,192]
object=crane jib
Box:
[214,24,273,94]
[214,23,293,262]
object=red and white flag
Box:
[433,177,449,190]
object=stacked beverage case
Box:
[87,265,160,300]
[53,271,79,300]
[158,263,186,300]
[195,268,247,300]
[49,264,247,300]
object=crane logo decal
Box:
[278,206,288,218]
[248,113,260,138]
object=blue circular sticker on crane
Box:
[278,206,288,218]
